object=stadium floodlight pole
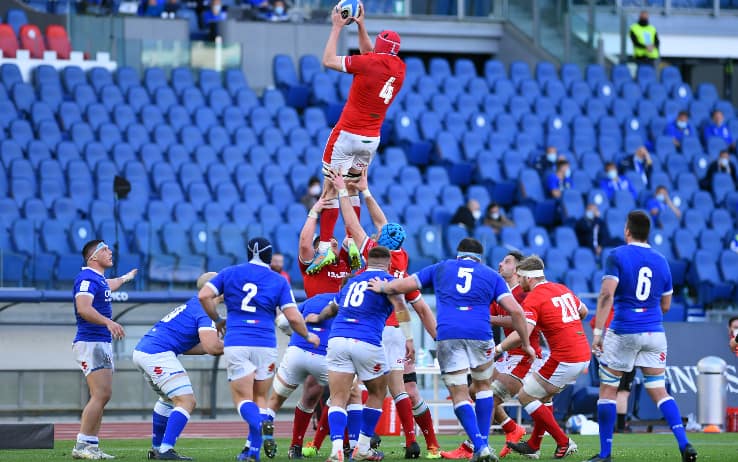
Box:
[112,176,131,280]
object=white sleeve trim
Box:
[75,292,94,298]
[602,274,619,282]
[205,281,220,296]
[340,56,347,73]
[408,294,423,304]
[496,292,512,303]
[198,326,217,332]
[281,303,298,312]
[411,274,422,290]
[662,289,674,296]
[526,318,537,326]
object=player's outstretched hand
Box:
[216,318,226,338]
[306,332,320,347]
[331,5,350,26]
[591,334,603,357]
[356,168,369,192]
[353,1,365,26]
[405,339,415,363]
[122,268,138,283]
[366,277,384,293]
[325,167,346,190]
[522,344,536,361]
[106,320,125,340]
[304,313,320,324]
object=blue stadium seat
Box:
[126,123,150,152]
[69,218,94,251]
[711,172,734,205]
[719,250,738,287]
[508,205,533,234]
[604,207,627,240]
[710,208,733,239]
[0,63,22,89]
[115,66,139,94]
[650,228,674,260]
[518,168,545,203]
[417,225,444,261]
[594,82,615,108]
[499,227,524,251]
[611,64,632,90]
[526,226,551,255]
[543,247,569,282]
[23,198,48,223]
[222,68,248,97]
[40,219,72,255]
[171,66,195,96]
[228,202,256,229]
[98,84,124,113]
[572,247,597,274]
[180,86,205,116]
[186,181,212,213]
[87,66,113,94]
[690,249,733,304]
[235,88,260,117]
[484,59,506,85]
[298,54,321,85]
[440,185,465,212]
[561,189,585,222]
[473,226,498,254]
[560,63,582,89]
[553,226,579,259]
[126,85,151,112]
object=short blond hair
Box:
[516,255,545,273]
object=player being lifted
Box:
[328,168,442,459]
[307,0,406,275]
[587,211,697,462]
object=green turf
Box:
[2,434,736,461]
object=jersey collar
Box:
[81,266,105,276]
[628,242,651,248]
[365,267,385,272]
[249,258,270,269]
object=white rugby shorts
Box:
[601,330,668,372]
[276,345,329,387]
[498,354,543,382]
[322,129,380,174]
[326,337,388,381]
[436,338,495,375]
[533,357,590,389]
[72,341,113,376]
[132,350,193,399]
[224,346,278,382]
[383,326,406,371]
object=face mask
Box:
[607,169,617,180]
[564,168,571,178]
[309,185,320,195]
[472,210,481,220]
[638,18,649,26]
[274,5,284,14]
[720,158,730,167]
[656,193,666,202]
[677,120,687,129]
[213,5,221,14]
[585,210,595,220]
[546,153,557,163]
[491,212,500,220]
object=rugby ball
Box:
[565,414,586,434]
[336,0,361,24]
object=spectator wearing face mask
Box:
[268,0,289,21]
[301,176,322,211]
[545,159,572,199]
[599,162,637,201]
[575,204,608,258]
[700,150,737,189]
[482,202,514,234]
[645,185,681,227]
[619,145,653,187]
[703,110,735,152]
[530,146,561,176]
[450,199,481,231]
[664,111,695,148]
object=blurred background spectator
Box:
[271,253,291,283]
[700,150,737,189]
[575,203,608,257]
[450,199,481,231]
[546,158,571,199]
[703,109,735,152]
[202,0,227,40]
[646,185,682,227]
[619,145,653,187]
[530,146,561,175]
[664,110,695,149]
[482,203,514,235]
[600,162,637,201]
[300,176,321,211]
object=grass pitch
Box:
[2,433,737,461]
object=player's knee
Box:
[599,367,622,388]
[643,373,666,390]
[442,373,468,388]
[491,379,513,402]
[173,393,197,412]
[470,365,494,382]
[521,374,548,400]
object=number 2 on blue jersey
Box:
[456,267,474,294]
[241,283,258,312]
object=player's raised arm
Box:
[327,168,369,245]
[354,2,373,54]
[355,168,388,229]
[323,7,350,71]
[106,268,137,291]
[299,198,328,264]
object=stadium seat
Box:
[526,226,551,255]
[19,24,45,58]
[0,24,19,58]
[45,24,71,59]
[417,225,444,261]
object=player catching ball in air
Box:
[307,0,406,275]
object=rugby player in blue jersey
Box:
[587,210,697,462]
[133,272,225,460]
[264,291,338,459]
[307,246,419,462]
[72,240,137,460]
[198,237,319,462]
[368,238,534,462]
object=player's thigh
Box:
[465,338,496,370]
[436,339,471,374]
[383,326,405,372]
[73,341,114,376]
[351,340,389,382]
[326,337,357,375]
[277,346,310,387]
[224,346,278,382]
[600,331,639,372]
[132,350,193,398]
[348,135,379,172]
[305,351,329,386]
[322,129,353,173]
[535,357,590,390]
[634,332,668,369]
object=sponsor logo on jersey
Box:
[153,366,163,375]
[346,318,359,323]
[246,320,259,324]
[458,306,471,311]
